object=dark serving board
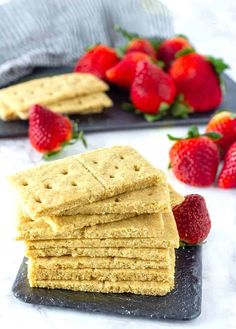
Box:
[12,246,202,321]
[0,66,236,138]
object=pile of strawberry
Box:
[169,111,236,188]
[74,26,229,121]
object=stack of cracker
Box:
[9,146,183,296]
[0,73,112,121]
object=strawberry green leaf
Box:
[78,131,87,148]
[168,125,200,141]
[187,125,200,138]
[122,102,135,112]
[167,134,183,141]
[157,60,165,69]
[115,45,127,58]
[176,34,189,40]
[202,131,222,140]
[144,113,164,122]
[72,121,79,139]
[43,150,62,160]
[175,47,194,59]
[171,103,189,118]
[159,102,170,112]
[207,56,229,75]
[84,43,100,52]
[149,38,163,51]
[114,25,139,41]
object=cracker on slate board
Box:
[0,73,109,118]
[28,253,172,270]
[48,92,112,115]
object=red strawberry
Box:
[130,60,176,114]
[205,111,236,157]
[126,38,156,59]
[29,104,74,154]
[74,45,119,80]
[173,194,211,244]
[106,52,151,89]
[168,126,221,186]
[218,141,236,188]
[169,53,228,112]
[157,36,192,69]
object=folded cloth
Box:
[0,0,173,87]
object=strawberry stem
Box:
[175,48,194,59]
[207,56,229,75]
[78,131,87,148]
[122,102,135,112]
[168,125,222,141]
[114,25,139,41]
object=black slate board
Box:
[12,246,202,321]
[0,66,236,138]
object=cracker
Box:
[59,182,170,216]
[25,245,169,260]
[44,212,134,232]
[48,92,112,115]
[28,265,174,282]
[20,213,179,251]
[9,157,106,218]
[29,279,174,296]
[76,146,162,195]
[26,236,172,249]
[9,146,162,218]
[168,184,184,208]
[18,212,164,240]
[0,99,18,121]
[0,73,109,117]
[28,252,174,270]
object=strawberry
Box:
[74,44,119,80]
[106,52,151,89]
[157,36,192,69]
[205,111,236,157]
[114,25,156,59]
[173,194,211,244]
[29,104,82,156]
[169,52,229,112]
[168,126,221,186]
[218,141,236,188]
[126,38,156,59]
[130,60,176,114]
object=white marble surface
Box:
[1,1,236,328]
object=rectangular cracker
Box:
[38,184,182,232]
[0,99,18,121]
[0,73,109,116]
[44,212,135,232]
[48,92,112,115]
[10,146,162,218]
[28,265,174,282]
[29,279,174,296]
[26,237,172,249]
[18,209,167,240]
[25,245,170,260]
[76,146,162,195]
[58,182,170,217]
[28,251,174,270]
[18,212,164,241]
[9,157,106,218]
[21,212,178,245]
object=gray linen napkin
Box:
[0,0,173,87]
